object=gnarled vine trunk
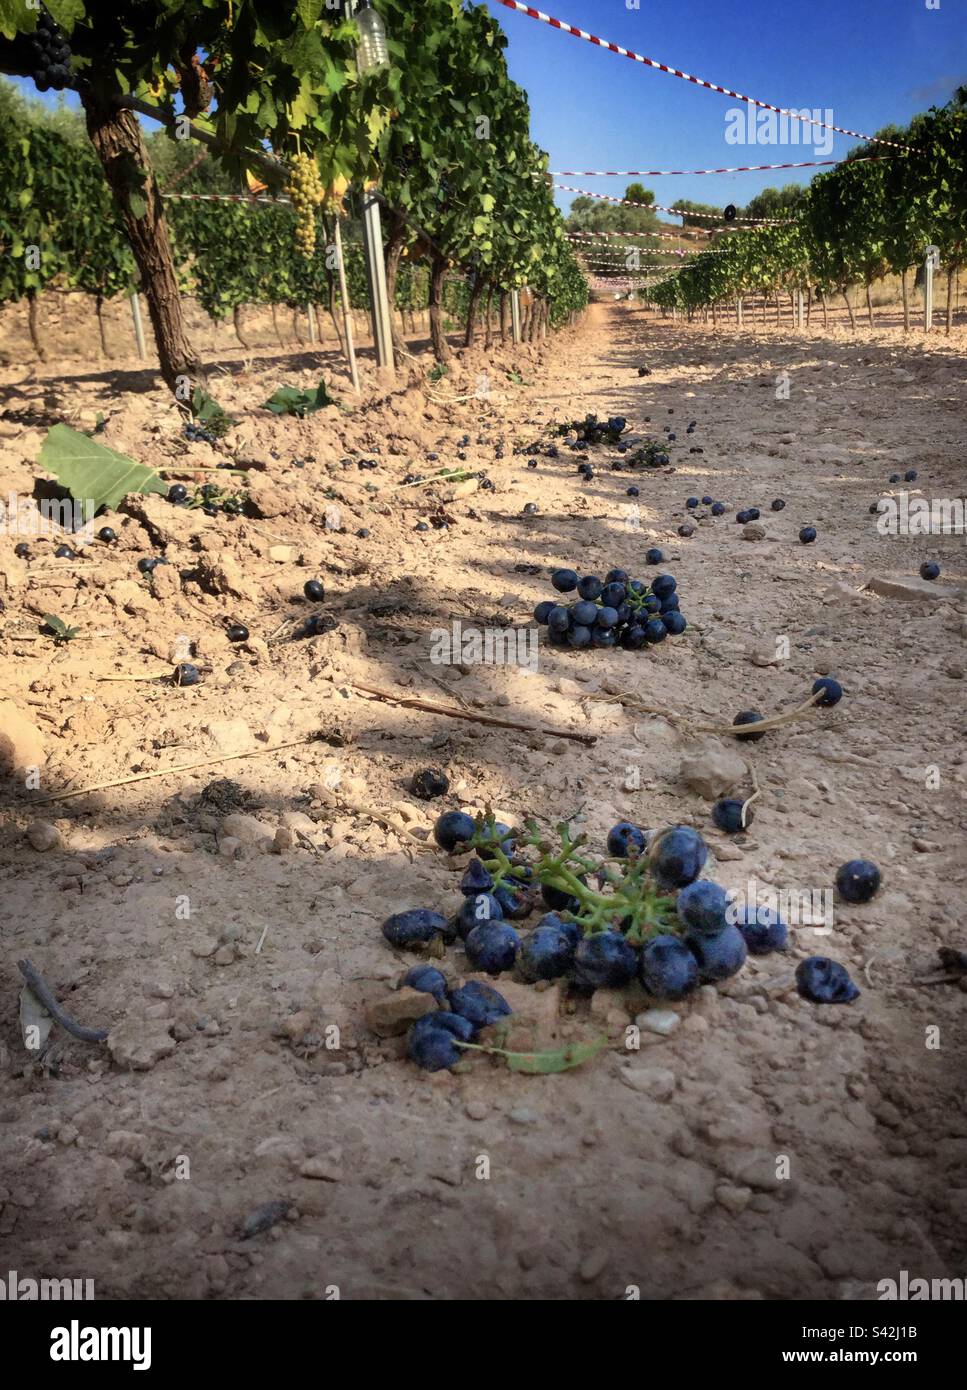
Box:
[382,216,408,365]
[428,255,450,362]
[81,94,204,394]
[26,289,45,361]
[946,266,956,335]
[499,291,508,343]
[900,269,909,333]
[464,277,484,348]
[483,284,494,349]
[865,280,874,328]
[233,305,251,349]
[94,292,112,358]
[841,288,856,330]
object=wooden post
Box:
[129,290,147,360]
[333,218,360,393]
[360,192,395,374]
[511,289,522,344]
[924,246,938,332]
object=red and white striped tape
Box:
[582,263,679,271]
[549,155,892,177]
[161,191,292,204]
[563,205,713,238]
[497,1,915,152]
[568,232,727,253]
[576,250,680,259]
[555,183,794,226]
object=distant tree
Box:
[740,184,807,223]
[565,190,659,238]
[674,199,723,228]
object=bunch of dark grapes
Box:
[286,152,324,259]
[554,413,627,446]
[184,422,216,444]
[533,568,687,651]
[618,439,670,470]
[29,7,72,92]
[170,480,245,517]
[393,142,417,178]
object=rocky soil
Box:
[0,301,964,1300]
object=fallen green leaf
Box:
[263,378,333,417]
[40,425,167,523]
[459,1036,609,1074]
[42,613,81,643]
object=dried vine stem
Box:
[345,679,596,745]
[586,687,828,737]
[17,958,108,1044]
[694,690,826,735]
[2,733,320,808]
[739,764,760,828]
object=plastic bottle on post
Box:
[355,1,389,72]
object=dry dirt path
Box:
[0,302,964,1299]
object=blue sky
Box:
[8,0,964,225]
[484,0,966,218]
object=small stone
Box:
[714,843,745,862]
[105,1130,148,1161]
[579,1246,609,1283]
[465,1100,489,1121]
[0,701,46,775]
[213,945,235,967]
[742,522,767,541]
[749,643,780,668]
[365,988,436,1037]
[618,1065,676,1100]
[508,1106,539,1126]
[221,813,274,846]
[26,821,61,852]
[268,545,295,562]
[281,1010,314,1043]
[679,744,748,800]
[108,1021,176,1071]
[715,1183,752,1214]
[636,1009,681,1037]
[866,574,965,603]
[239,1199,294,1240]
[299,1157,343,1181]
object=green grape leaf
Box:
[39,425,167,522]
[263,378,334,416]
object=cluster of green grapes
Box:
[286,152,324,259]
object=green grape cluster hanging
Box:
[285,152,324,259]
